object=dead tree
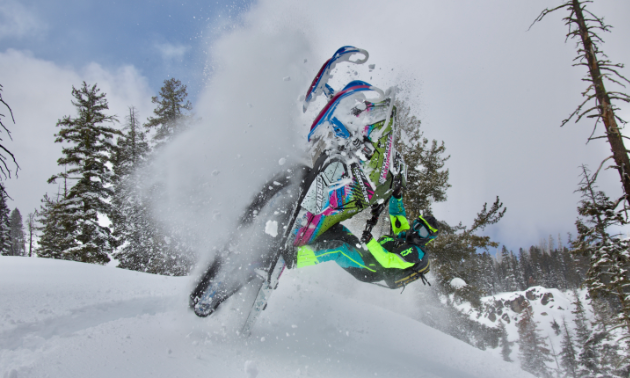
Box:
[0,84,18,187]
[531,0,630,209]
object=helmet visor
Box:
[414,223,430,238]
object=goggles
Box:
[412,216,438,239]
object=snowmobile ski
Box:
[241,255,286,336]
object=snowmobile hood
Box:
[303,46,369,112]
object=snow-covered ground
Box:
[0,256,533,378]
[455,286,592,368]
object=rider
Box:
[294,187,439,285]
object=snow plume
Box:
[141,1,436,334]
[145,13,313,271]
[141,0,439,328]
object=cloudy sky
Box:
[1,0,630,253]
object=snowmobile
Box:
[189,46,409,335]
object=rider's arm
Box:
[389,196,410,236]
[366,239,414,269]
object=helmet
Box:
[407,215,439,246]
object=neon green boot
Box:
[296,245,319,268]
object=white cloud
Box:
[155,42,189,62]
[155,0,630,253]
[0,49,154,215]
[0,0,45,40]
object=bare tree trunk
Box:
[573,0,630,202]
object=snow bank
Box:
[0,256,533,378]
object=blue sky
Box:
[1,0,250,101]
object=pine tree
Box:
[111,106,150,240]
[111,107,157,272]
[498,320,513,362]
[560,319,578,378]
[8,208,24,256]
[571,291,598,377]
[144,78,193,144]
[111,107,193,275]
[551,319,561,336]
[517,306,553,378]
[26,211,36,257]
[586,298,628,377]
[45,82,120,264]
[393,100,449,218]
[36,194,76,259]
[572,166,630,352]
[501,246,519,292]
[430,197,506,306]
[571,291,591,345]
[0,187,11,255]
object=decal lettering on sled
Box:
[400,247,413,257]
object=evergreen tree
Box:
[393,100,449,218]
[498,320,513,362]
[586,298,628,377]
[26,211,36,257]
[144,78,193,144]
[111,107,159,272]
[45,82,120,264]
[36,194,76,259]
[551,319,561,336]
[111,107,193,275]
[571,291,591,346]
[111,106,150,239]
[8,208,24,256]
[571,292,598,377]
[501,246,519,292]
[517,306,553,378]
[0,187,11,255]
[560,319,578,378]
[430,197,506,307]
[518,247,533,290]
[572,166,630,349]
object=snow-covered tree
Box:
[0,187,11,255]
[44,82,120,264]
[112,107,194,276]
[144,78,193,144]
[498,320,513,362]
[560,319,578,378]
[112,107,163,273]
[8,208,24,256]
[582,298,630,377]
[572,166,630,358]
[430,197,506,307]
[26,211,36,257]
[36,194,75,259]
[500,246,520,292]
[517,306,553,378]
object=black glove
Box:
[361,230,373,243]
